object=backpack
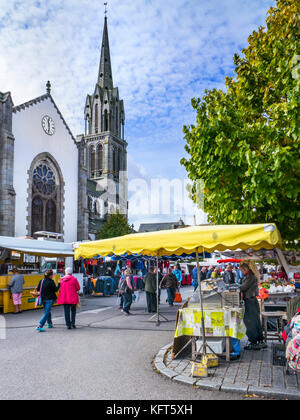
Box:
[286,333,300,373]
[119,276,134,294]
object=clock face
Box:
[41,115,55,136]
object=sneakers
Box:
[244,343,261,351]
[122,310,130,316]
[47,325,53,329]
[36,326,46,332]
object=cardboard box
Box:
[191,362,208,378]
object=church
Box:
[0,16,128,243]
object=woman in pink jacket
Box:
[57,267,80,329]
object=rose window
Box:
[33,164,56,196]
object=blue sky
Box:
[0,0,275,229]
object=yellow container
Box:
[0,274,61,314]
[191,362,208,378]
[202,354,219,368]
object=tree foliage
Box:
[181,0,300,244]
[97,212,133,240]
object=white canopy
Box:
[0,236,74,257]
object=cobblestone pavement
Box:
[154,340,300,400]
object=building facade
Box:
[0,17,127,242]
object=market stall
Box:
[0,236,74,313]
[74,224,283,361]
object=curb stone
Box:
[153,344,300,400]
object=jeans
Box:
[119,294,124,308]
[123,292,132,313]
[167,287,176,305]
[64,304,77,327]
[38,300,54,327]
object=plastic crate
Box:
[222,291,240,307]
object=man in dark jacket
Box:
[223,265,236,285]
[160,268,177,306]
[144,268,157,313]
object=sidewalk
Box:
[153,339,300,400]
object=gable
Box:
[13,93,76,145]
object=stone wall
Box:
[0,92,16,237]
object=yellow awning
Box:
[74,223,283,260]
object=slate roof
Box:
[138,221,185,233]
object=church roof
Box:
[139,221,185,233]
[97,16,113,90]
[13,92,76,145]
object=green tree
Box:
[181,0,300,245]
[97,212,134,240]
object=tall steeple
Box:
[80,9,127,240]
[97,16,113,90]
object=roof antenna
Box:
[104,2,108,17]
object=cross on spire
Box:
[104,2,108,17]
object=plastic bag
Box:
[133,291,141,303]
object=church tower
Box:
[77,15,128,240]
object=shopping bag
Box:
[174,292,182,303]
[133,291,141,303]
[35,297,42,307]
[77,296,81,309]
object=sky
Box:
[0,0,275,229]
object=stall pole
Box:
[194,249,217,359]
[148,256,169,326]
[196,250,207,357]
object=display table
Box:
[173,306,246,361]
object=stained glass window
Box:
[33,164,56,196]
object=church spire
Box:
[97,15,113,90]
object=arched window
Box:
[113,147,117,173]
[97,144,103,176]
[31,161,61,235]
[95,103,99,133]
[46,199,57,232]
[32,196,43,233]
[115,107,118,133]
[104,110,108,131]
[90,146,96,177]
[118,148,122,174]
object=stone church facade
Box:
[77,16,128,240]
[0,17,127,242]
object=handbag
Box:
[76,296,81,309]
[34,279,44,307]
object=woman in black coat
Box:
[36,269,60,332]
